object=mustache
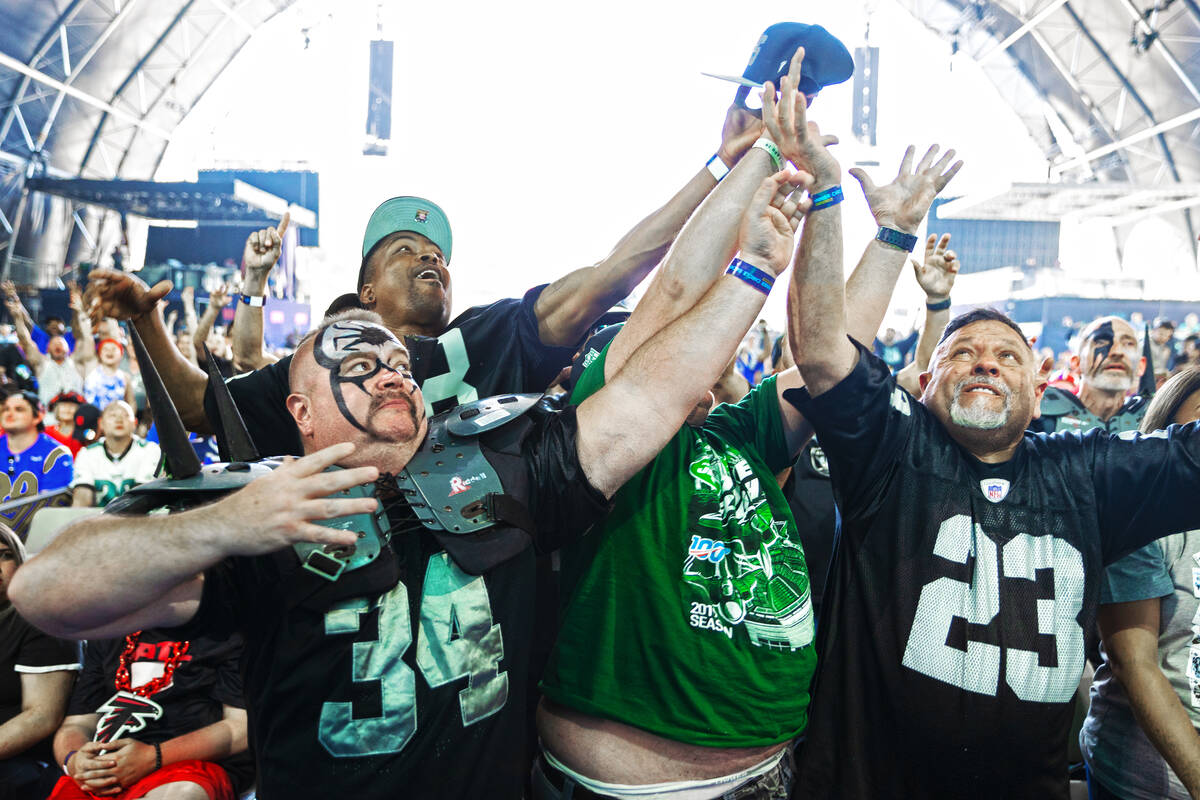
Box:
[953,375,1012,399]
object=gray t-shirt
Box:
[1081,531,1200,799]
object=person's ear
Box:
[1069,354,1080,373]
[1031,356,1054,419]
[286,393,313,437]
[918,371,932,395]
[358,284,376,308]
[1137,355,1146,377]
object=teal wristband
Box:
[926,297,952,311]
[752,138,783,171]
[810,186,843,211]
[725,258,775,296]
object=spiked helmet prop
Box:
[106,327,388,582]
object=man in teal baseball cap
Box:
[356,196,456,337]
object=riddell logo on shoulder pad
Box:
[449,473,487,497]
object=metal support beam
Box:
[978,0,1070,64]
[1118,0,1200,105]
[1052,106,1200,175]
[0,50,172,141]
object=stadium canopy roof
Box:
[895,0,1200,240]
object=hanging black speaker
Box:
[852,46,879,147]
[364,39,394,156]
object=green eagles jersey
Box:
[540,340,816,746]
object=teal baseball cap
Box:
[360,196,453,280]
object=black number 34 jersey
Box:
[786,340,1200,800]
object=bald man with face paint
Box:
[1031,316,1149,435]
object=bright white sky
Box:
[158,0,1053,331]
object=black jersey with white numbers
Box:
[786,341,1200,800]
[175,404,608,800]
[206,285,575,458]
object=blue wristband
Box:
[875,226,919,252]
[810,185,843,211]
[725,258,775,296]
[240,294,266,307]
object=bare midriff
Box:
[537,698,789,784]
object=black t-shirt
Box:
[68,631,253,792]
[206,285,575,458]
[0,604,80,763]
[176,404,608,800]
[787,341,1200,800]
[783,439,837,617]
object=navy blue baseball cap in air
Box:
[704,23,854,101]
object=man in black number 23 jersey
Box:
[786,161,1200,796]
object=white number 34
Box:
[901,515,1085,702]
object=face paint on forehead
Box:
[314,321,400,368]
[313,320,409,434]
[1087,320,1115,378]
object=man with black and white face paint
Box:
[1032,315,1148,435]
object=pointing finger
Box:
[277,210,290,238]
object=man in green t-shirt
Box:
[536,50,964,800]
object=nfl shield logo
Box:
[981,478,1010,503]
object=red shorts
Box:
[49,760,234,800]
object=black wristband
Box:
[876,226,919,252]
[154,741,162,771]
[926,297,952,311]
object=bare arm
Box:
[534,106,763,349]
[896,234,959,395]
[1099,599,1200,798]
[194,285,229,362]
[0,670,74,760]
[8,443,379,640]
[180,286,198,336]
[5,290,42,370]
[794,145,963,397]
[234,218,286,370]
[578,170,810,497]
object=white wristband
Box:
[239,294,266,308]
[706,153,730,182]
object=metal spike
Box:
[201,344,260,463]
[127,323,201,479]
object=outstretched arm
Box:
[578,170,810,497]
[233,216,287,370]
[194,284,230,361]
[534,104,763,348]
[896,233,959,395]
[3,283,42,370]
[793,145,962,397]
[9,443,380,641]
[1098,599,1200,798]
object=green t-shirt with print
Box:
[540,337,816,746]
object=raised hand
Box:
[210,283,232,308]
[206,442,381,557]
[761,47,841,188]
[83,268,172,327]
[1,281,20,316]
[849,145,963,234]
[180,285,194,305]
[243,212,289,278]
[737,169,814,276]
[912,233,959,300]
[717,104,764,167]
[67,281,84,313]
